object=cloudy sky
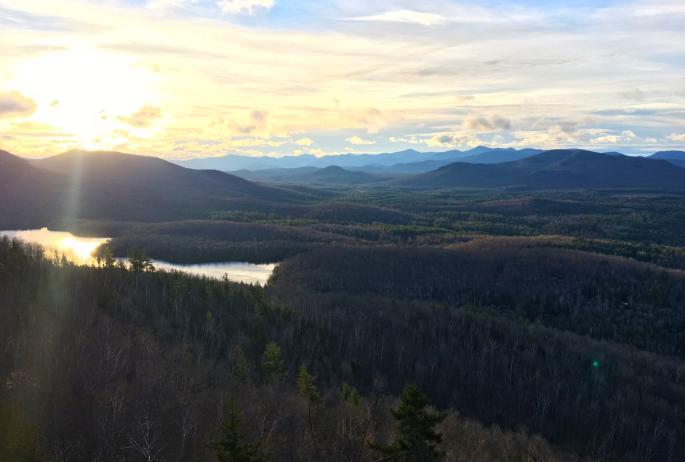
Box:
[1,0,684,159]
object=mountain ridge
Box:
[397,149,685,189]
[0,149,306,227]
[650,151,685,168]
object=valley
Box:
[2,146,685,462]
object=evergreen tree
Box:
[297,366,321,404]
[372,384,446,462]
[341,383,361,406]
[127,248,155,273]
[232,345,250,382]
[211,400,266,462]
[261,342,285,383]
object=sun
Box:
[10,47,160,150]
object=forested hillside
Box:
[2,232,684,461]
[1,238,582,462]
[3,151,685,462]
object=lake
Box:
[0,228,277,285]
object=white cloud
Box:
[346,135,376,145]
[294,137,314,146]
[2,0,685,158]
[216,0,274,15]
[592,130,637,144]
[350,9,448,27]
[230,137,286,148]
[389,135,420,145]
[294,146,328,157]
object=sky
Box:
[0,0,684,159]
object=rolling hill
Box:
[0,150,304,227]
[32,150,283,199]
[457,147,543,164]
[397,149,685,189]
[232,165,379,185]
[650,151,685,168]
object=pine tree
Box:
[296,366,322,459]
[372,384,446,462]
[211,400,266,462]
[232,345,250,382]
[297,366,321,404]
[261,342,285,383]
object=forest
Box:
[2,0,685,457]
[2,187,685,461]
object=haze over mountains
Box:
[179,146,685,183]
[220,147,685,189]
[178,146,546,173]
[2,147,685,229]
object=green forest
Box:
[2,188,685,462]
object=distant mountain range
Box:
[2,147,684,229]
[181,146,685,180]
[179,146,546,173]
[396,149,685,189]
[224,148,685,188]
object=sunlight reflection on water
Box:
[0,228,276,285]
[0,227,109,265]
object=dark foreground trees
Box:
[372,384,446,462]
[212,400,266,462]
[1,237,682,461]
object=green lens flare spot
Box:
[592,360,601,369]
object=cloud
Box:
[389,135,420,145]
[464,115,512,132]
[146,0,195,9]
[294,146,328,157]
[118,105,162,128]
[2,0,685,158]
[233,110,269,135]
[350,9,448,27]
[346,135,376,145]
[425,133,474,148]
[216,0,275,15]
[0,91,36,118]
[592,130,637,144]
[294,137,314,146]
[620,88,645,101]
[668,133,685,143]
[230,137,286,148]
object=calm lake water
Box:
[0,228,276,285]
